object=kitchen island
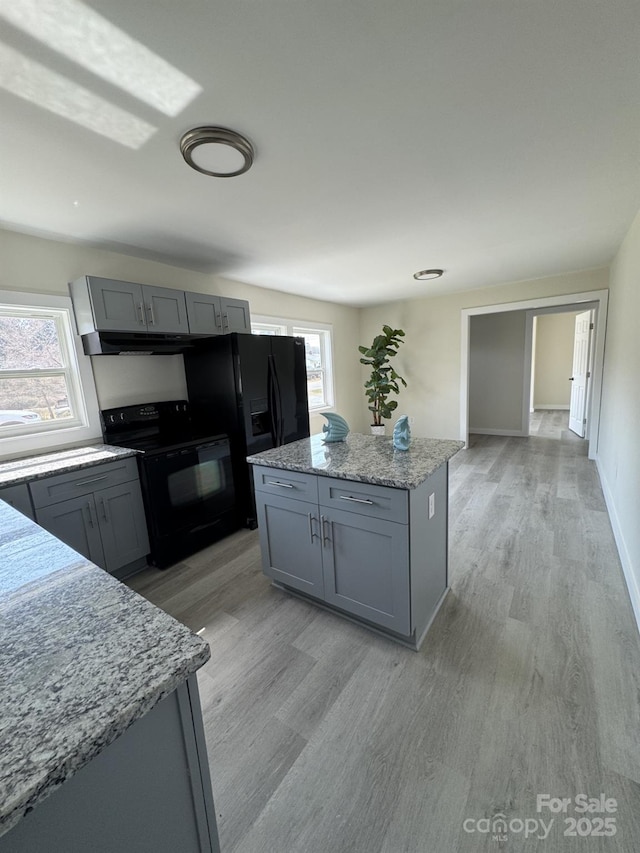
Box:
[247,432,463,650]
[0,500,219,852]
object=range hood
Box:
[81,331,203,355]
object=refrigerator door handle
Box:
[267,355,278,445]
[271,356,284,445]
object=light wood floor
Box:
[128,412,640,852]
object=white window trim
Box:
[251,315,335,412]
[0,290,102,460]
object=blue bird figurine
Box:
[321,412,350,442]
[393,415,411,450]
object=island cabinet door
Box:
[321,509,410,636]
[255,492,324,598]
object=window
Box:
[252,316,334,411]
[0,291,101,455]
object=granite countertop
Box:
[247,432,464,489]
[0,445,138,489]
[0,501,210,839]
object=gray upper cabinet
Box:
[71,276,250,338]
[185,292,251,335]
[184,292,222,335]
[219,297,251,333]
[70,276,188,335]
[145,285,189,334]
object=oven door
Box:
[141,438,235,540]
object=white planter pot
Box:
[370,424,386,436]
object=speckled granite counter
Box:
[0,500,210,839]
[247,432,464,489]
[0,444,138,489]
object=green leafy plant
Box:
[358,325,407,426]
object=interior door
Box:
[568,310,593,437]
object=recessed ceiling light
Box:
[180,126,254,178]
[413,269,444,281]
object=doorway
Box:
[460,289,609,460]
[529,305,597,439]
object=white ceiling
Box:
[1,0,639,306]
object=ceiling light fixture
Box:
[179,126,254,178]
[413,269,444,281]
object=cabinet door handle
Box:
[137,302,145,325]
[339,495,374,505]
[215,312,223,332]
[147,302,156,325]
[85,502,94,528]
[308,513,319,542]
[267,481,294,488]
[223,312,229,331]
[321,515,332,545]
[74,475,108,487]
[99,497,109,523]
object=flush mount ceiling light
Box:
[179,126,254,177]
[413,269,444,281]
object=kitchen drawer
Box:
[318,476,408,524]
[252,465,318,504]
[30,457,140,508]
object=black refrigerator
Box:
[184,333,310,527]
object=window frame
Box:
[251,315,335,412]
[0,291,102,459]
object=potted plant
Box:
[358,325,407,434]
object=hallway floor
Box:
[129,415,640,852]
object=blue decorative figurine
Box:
[321,412,350,442]
[393,415,411,451]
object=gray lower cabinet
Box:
[255,491,324,596]
[253,464,449,648]
[0,675,220,853]
[31,458,149,578]
[0,483,35,520]
[322,508,410,635]
[36,494,106,567]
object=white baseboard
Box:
[533,405,570,411]
[469,428,528,437]
[596,456,640,637]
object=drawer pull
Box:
[74,475,109,487]
[267,481,294,488]
[339,495,374,505]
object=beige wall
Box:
[0,229,364,436]
[597,208,640,625]
[533,312,578,409]
[359,267,608,438]
[469,311,527,432]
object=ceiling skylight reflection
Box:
[0,0,201,116]
[0,42,156,148]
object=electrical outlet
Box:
[428,492,435,519]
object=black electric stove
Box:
[101,401,238,568]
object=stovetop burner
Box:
[101,400,221,454]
